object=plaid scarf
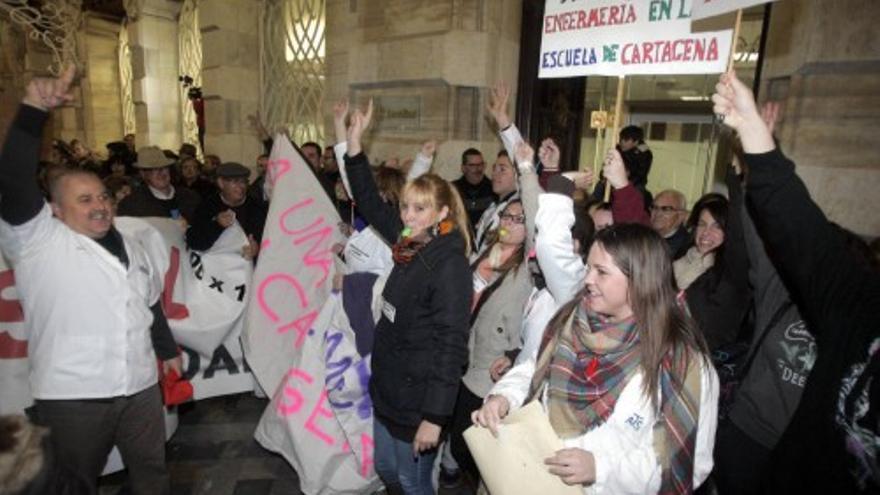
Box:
[529,297,703,495]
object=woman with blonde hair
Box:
[473,223,719,494]
[344,101,472,495]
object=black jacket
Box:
[186,192,268,251]
[685,168,751,351]
[117,185,200,223]
[452,175,495,232]
[745,149,880,493]
[345,152,472,441]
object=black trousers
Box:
[712,420,772,495]
[32,384,170,495]
[448,382,485,484]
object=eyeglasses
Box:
[499,213,526,224]
[650,205,682,214]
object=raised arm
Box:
[487,81,522,159]
[605,148,650,226]
[720,165,750,292]
[344,100,401,243]
[535,175,587,305]
[0,66,76,225]
[513,140,540,254]
[407,140,435,181]
[712,71,873,341]
[332,99,355,198]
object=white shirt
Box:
[0,204,161,399]
[490,356,719,494]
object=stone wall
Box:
[127,0,183,152]
[759,0,880,236]
[80,15,125,152]
[325,0,523,179]
[200,0,262,168]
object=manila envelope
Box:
[463,401,582,495]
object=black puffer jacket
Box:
[345,152,472,441]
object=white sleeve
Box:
[487,355,536,411]
[516,289,556,366]
[692,359,720,488]
[407,152,432,181]
[334,141,353,199]
[535,193,586,305]
[500,124,523,160]
[0,203,54,264]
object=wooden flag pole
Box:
[705,9,744,194]
[604,75,626,202]
[727,9,743,73]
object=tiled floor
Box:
[97,393,476,495]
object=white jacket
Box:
[514,187,586,366]
[0,205,160,399]
[490,355,719,494]
[535,191,586,306]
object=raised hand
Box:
[23,65,77,111]
[420,139,437,158]
[346,99,373,156]
[333,98,349,144]
[603,148,628,189]
[514,140,536,172]
[538,138,561,171]
[562,170,594,191]
[486,81,512,130]
[711,71,775,153]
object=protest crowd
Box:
[0,31,879,495]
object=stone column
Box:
[126,0,183,151]
[79,14,125,151]
[760,0,880,236]
[199,0,262,168]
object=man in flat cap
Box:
[117,145,201,223]
[186,162,267,259]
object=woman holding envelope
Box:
[472,223,719,493]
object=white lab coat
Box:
[490,355,719,494]
[0,205,160,399]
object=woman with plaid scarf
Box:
[472,223,720,494]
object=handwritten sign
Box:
[0,265,29,415]
[690,0,775,21]
[539,0,733,78]
[0,216,257,417]
[242,134,344,398]
[254,285,382,494]
[117,217,256,400]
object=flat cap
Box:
[216,162,251,179]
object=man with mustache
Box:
[0,68,178,495]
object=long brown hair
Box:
[401,174,472,255]
[592,223,709,407]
